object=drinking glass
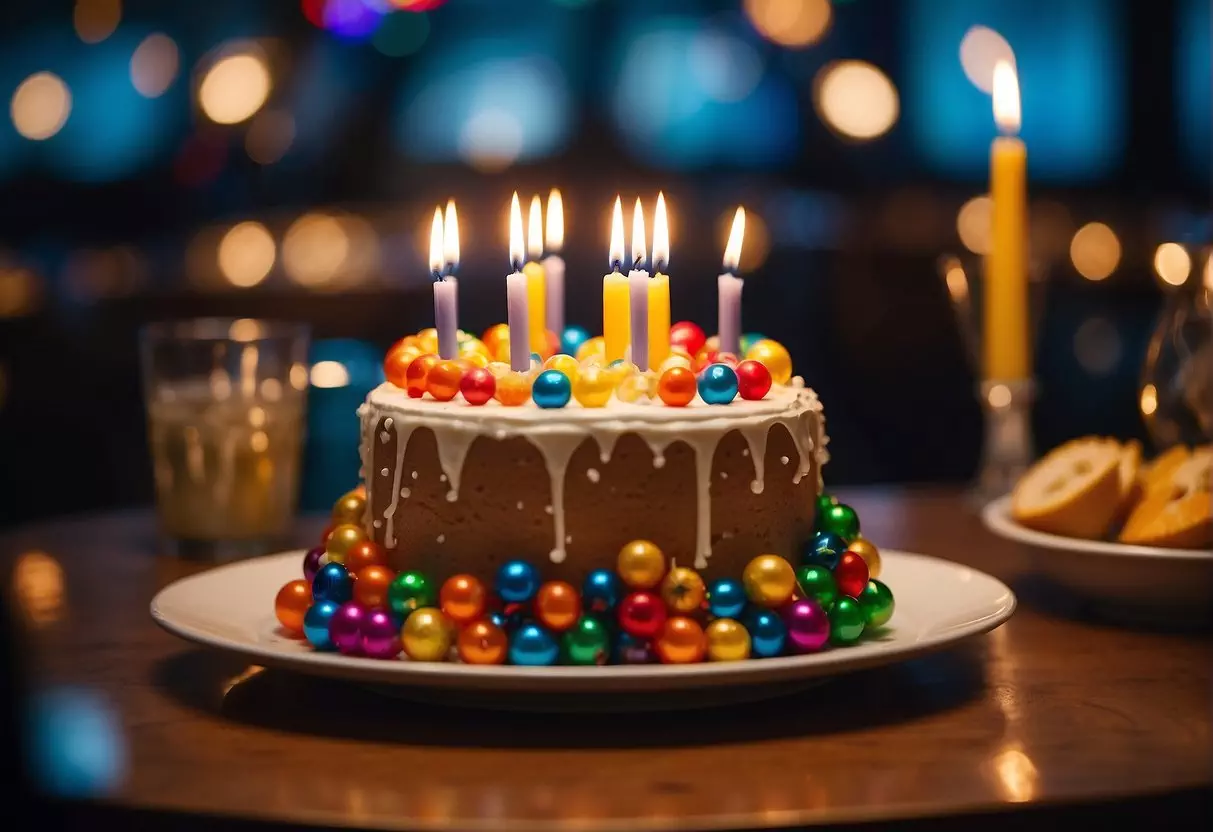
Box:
[141,318,310,559]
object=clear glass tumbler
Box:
[140,318,310,559]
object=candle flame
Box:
[527,194,544,260]
[631,197,647,268]
[653,191,669,272]
[443,199,459,273]
[546,188,564,252]
[429,206,444,277]
[609,195,624,271]
[992,60,1021,135]
[509,192,524,271]
[723,206,745,273]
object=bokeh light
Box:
[12,551,64,628]
[959,25,1016,93]
[1072,316,1121,376]
[11,72,72,140]
[73,0,121,45]
[814,61,899,140]
[1069,222,1120,280]
[198,48,272,125]
[0,267,41,317]
[744,0,832,49]
[372,10,430,56]
[245,110,295,164]
[323,0,386,40]
[310,360,351,388]
[956,195,992,255]
[690,30,763,103]
[130,33,179,98]
[1140,383,1158,417]
[28,687,127,798]
[1153,242,1191,287]
[218,222,276,287]
[283,213,348,288]
[458,108,524,172]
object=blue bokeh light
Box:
[1177,0,1211,178]
[27,687,127,798]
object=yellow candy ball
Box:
[460,350,490,369]
[331,489,366,525]
[742,554,797,607]
[494,370,532,406]
[617,539,667,589]
[486,361,512,379]
[658,354,692,374]
[324,523,367,565]
[576,336,606,362]
[401,608,453,662]
[706,618,751,661]
[660,567,706,613]
[847,537,882,579]
[573,364,614,408]
[417,328,439,355]
[543,353,580,383]
[579,354,604,368]
[615,370,655,403]
[670,345,692,361]
[745,339,793,385]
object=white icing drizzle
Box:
[739,425,769,496]
[537,436,582,564]
[382,422,416,549]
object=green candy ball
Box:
[561,616,611,666]
[858,579,895,629]
[818,502,860,542]
[795,565,837,608]
[828,597,866,645]
[387,571,434,617]
[815,493,839,518]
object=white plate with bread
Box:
[982,438,1212,614]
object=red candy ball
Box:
[834,551,870,599]
[405,354,438,399]
[617,591,668,639]
[736,359,773,400]
[460,366,497,405]
[669,321,706,358]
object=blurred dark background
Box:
[0,0,1209,526]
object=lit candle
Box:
[718,206,746,357]
[603,196,629,363]
[985,60,1029,380]
[524,195,547,355]
[542,189,565,338]
[649,191,671,370]
[431,205,459,360]
[628,198,650,370]
[506,192,531,372]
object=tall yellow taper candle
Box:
[648,191,671,370]
[603,196,629,363]
[985,60,1029,380]
[524,194,547,356]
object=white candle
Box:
[430,206,458,360]
[543,188,565,337]
[628,197,649,371]
[717,207,746,357]
[506,193,530,371]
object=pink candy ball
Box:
[329,602,367,655]
[783,599,830,653]
[360,608,402,660]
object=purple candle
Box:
[507,193,531,371]
[628,198,649,369]
[717,207,746,357]
[543,189,565,335]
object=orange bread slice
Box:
[1011,438,1123,539]
[1142,445,1190,499]
[1120,446,1212,548]
[1112,439,1144,528]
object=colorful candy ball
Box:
[439,574,487,625]
[560,325,591,357]
[576,335,606,363]
[739,333,766,354]
[744,609,787,658]
[313,562,353,604]
[669,321,706,357]
[658,353,693,375]
[745,339,792,385]
[405,353,438,398]
[329,601,367,655]
[735,360,772,401]
[457,619,509,665]
[303,600,340,650]
[698,363,739,405]
[353,564,395,609]
[657,366,697,407]
[859,579,895,629]
[401,607,453,661]
[387,571,435,616]
[331,489,367,525]
[614,632,655,664]
[509,623,560,666]
[655,616,707,664]
[615,370,655,403]
[818,502,860,542]
[302,546,325,582]
[496,560,540,603]
[459,367,496,405]
[532,369,572,409]
[660,567,706,613]
[618,591,668,639]
[345,539,386,574]
[846,537,883,579]
[742,555,797,607]
[783,599,831,654]
[274,579,312,634]
[582,569,621,614]
[816,492,840,514]
[561,615,611,666]
[705,618,751,661]
[494,370,532,406]
[707,578,748,618]
[803,530,847,570]
[572,364,614,408]
[543,353,580,382]
[324,523,366,565]
[482,324,511,360]
[828,597,866,645]
[416,328,439,355]
[383,340,421,389]
[794,565,838,608]
[616,540,667,589]
[426,359,464,402]
[534,580,582,632]
[361,608,402,659]
[834,551,870,599]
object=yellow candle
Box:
[985,60,1029,380]
[648,193,671,369]
[525,195,547,354]
[603,196,629,362]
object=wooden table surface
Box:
[1,488,1209,831]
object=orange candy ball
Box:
[274,579,312,634]
[406,353,438,399]
[657,366,697,407]
[457,620,509,665]
[494,371,532,406]
[439,574,487,625]
[384,341,422,389]
[345,539,386,573]
[426,359,464,402]
[353,564,395,608]
[534,580,582,632]
[656,616,707,664]
[482,324,511,358]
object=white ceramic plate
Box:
[982,495,1213,612]
[151,549,1014,701]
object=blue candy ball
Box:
[708,578,747,618]
[739,332,766,354]
[312,562,353,604]
[303,600,341,650]
[496,560,540,603]
[582,569,621,614]
[532,369,572,409]
[698,363,739,405]
[561,325,591,357]
[744,609,787,658]
[803,530,847,570]
[488,611,508,630]
[509,623,560,666]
